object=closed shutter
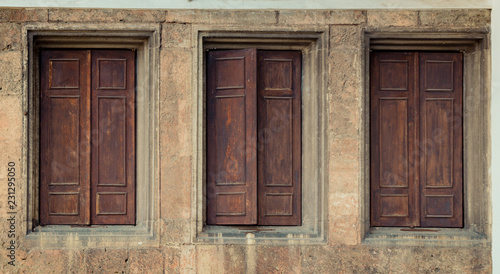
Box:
[370,51,463,228]
[40,50,91,225]
[257,51,301,225]
[91,50,136,225]
[370,51,419,227]
[419,52,463,228]
[206,49,258,225]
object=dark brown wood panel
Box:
[419,52,463,228]
[206,49,258,225]
[91,50,136,225]
[40,50,91,225]
[370,51,419,227]
[257,51,301,225]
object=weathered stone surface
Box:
[164,247,181,273]
[0,8,48,22]
[255,246,301,273]
[0,96,22,176]
[367,10,419,27]
[13,250,70,273]
[166,10,277,25]
[129,249,164,273]
[327,10,365,25]
[160,155,192,219]
[162,23,192,49]
[0,51,22,94]
[223,245,246,273]
[420,9,491,28]
[85,249,128,273]
[48,9,166,22]
[278,10,330,25]
[160,219,191,245]
[330,25,361,49]
[180,245,196,273]
[196,245,225,273]
[0,24,21,51]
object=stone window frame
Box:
[192,26,328,244]
[22,24,160,248]
[362,31,491,246]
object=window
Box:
[206,49,301,226]
[39,49,135,225]
[370,51,463,228]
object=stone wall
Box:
[0,8,492,273]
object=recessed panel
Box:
[380,195,409,217]
[215,193,246,216]
[424,61,454,91]
[97,97,126,186]
[425,195,453,217]
[215,57,245,89]
[97,59,127,89]
[262,59,292,90]
[379,60,408,91]
[49,59,80,89]
[48,193,79,215]
[215,97,246,185]
[264,193,293,216]
[96,192,127,215]
[263,98,293,186]
[424,99,453,188]
[379,98,408,188]
[50,97,80,185]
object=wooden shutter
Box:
[419,52,463,228]
[40,50,91,225]
[90,50,136,225]
[257,51,301,225]
[371,51,463,228]
[370,51,419,227]
[206,49,258,225]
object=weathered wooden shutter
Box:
[371,51,463,228]
[257,51,301,225]
[90,50,136,225]
[40,50,91,225]
[418,52,463,228]
[206,49,258,225]
[370,51,419,227]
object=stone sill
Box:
[363,227,489,247]
[195,225,326,245]
[23,223,156,248]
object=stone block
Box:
[48,9,166,22]
[0,23,21,51]
[367,10,418,28]
[0,96,23,178]
[0,51,22,94]
[129,249,164,273]
[85,249,128,273]
[329,25,361,49]
[255,246,301,273]
[223,245,246,273]
[164,247,181,273]
[420,9,490,28]
[15,250,70,273]
[329,157,359,193]
[327,10,365,25]
[160,156,192,220]
[166,10,276,25]
[162,23,192,49]
[196,246,224,273]
[160,219,191,245]
[159,49,192,159]
[278,10,329,25]
[180,245,196,273]
[0,8,48,22]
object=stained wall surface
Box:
[0,8,493,273]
